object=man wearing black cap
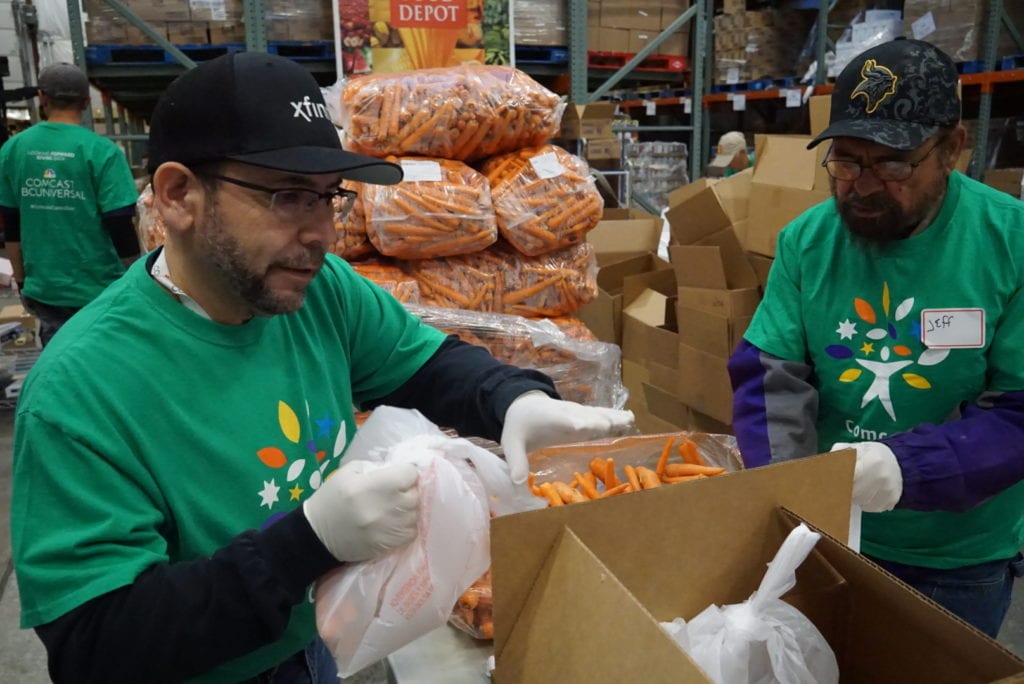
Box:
[9,52,633,682]
[729,38,1024,638]
[0,62,140,345]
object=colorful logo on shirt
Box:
[254,400,346,519]
[43,168,56,179]
[826,282,949,421]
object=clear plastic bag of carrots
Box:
[402,241,598,317]
[482,145,604,256]
[351,260,421,304]
[528,432,744,506]
[363,157,498,259]
[331,180,375,261]
[339,65,565,162]
[450,567,493,640]
[406,305,627,409]
[135,184,166,251]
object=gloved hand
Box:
[303,459,420,562]
[831,441,903,513]
[501,391,636,484]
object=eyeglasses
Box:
[822,137,945,182]
[205,174,358,220]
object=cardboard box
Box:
[492,451,1024,683]
[746,135,832,257]
[747,252,774,293]
[672,341,733,424]
[560,102,617,140]
[115,0,191,22]
[809,94,831,138]
[166,20,209,44]
[983,168,1024,200]
[722,0,745,14]
[642,381,690,427]
[600,0,662,31]
[594,26,631,53]
[620,268,677,362]
[628,28,688,56]
[208,20,246,42]
[189,0,245,21]
[585,138,622,161]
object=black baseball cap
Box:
[147,51,402,184]
[38,63,90,100]
[808,38,961,151]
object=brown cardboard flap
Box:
[675,342,733,423]
[752,135,830,192]
[622,267,677,309]
[492,451,856,659]
[676,284,761,319]
[495,528,695,683]
[587,218,663,263]
[673,245,729,289]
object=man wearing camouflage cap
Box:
[0,62,140,345]
[729,38,1024,637]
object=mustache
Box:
[839,192,895,212]
[276,245,326,270]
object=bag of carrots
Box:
[402,241,598,317]
[406,304,627,409]
[135,184,167,252]
[339,65,565,162]
[363,157,498,259]
[351,260,421,304]
[482,145,604,256]
[331,180,376,261]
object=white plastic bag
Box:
[661,523,839,684]
[314,407,542,677]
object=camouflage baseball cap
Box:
[808,38,961,151]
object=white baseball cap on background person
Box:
[708,131,748,168]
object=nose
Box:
[297,206,338,250]
[853,167,885,195]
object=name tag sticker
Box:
[920,308,985,349]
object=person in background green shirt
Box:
[0,62,140,345]
[708,130,753,177]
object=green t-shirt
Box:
[744,171,1024,568]
[11,253,445,681]
[0,122,138,306]
[723,152,754,177]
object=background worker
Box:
[728,38,1024,638]
[0,62,140,345]
[10,52,634,683]
[708,130,753,176]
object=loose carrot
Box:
[574,472,600,500]
[678,439,706,466]
[600,482,631,497]
[554,480,586,504]
[528,472,542,497]
[655,437,674,476]
[537,482,562,507]
[636,466,662,490]
[589,457,608,484]
[624,464,641,492]
[604,458,621,488]
[662,474,707,484]
[582,471,598,492]
[664,463,726,477]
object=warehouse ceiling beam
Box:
[587,5,697,103]
[101,0,197,69]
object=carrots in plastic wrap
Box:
[363,157,497,259]
[135,185,166,251]
[451,567,494,640]
[340,65,564,162]
[482,145,604,256]
[402,241,598,317]
[350,260,421,304]
[331,180,375,261]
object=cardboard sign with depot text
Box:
[390,0,468,28]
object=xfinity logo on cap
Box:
[291,95,331,123]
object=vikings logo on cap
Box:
[851,59,898,115]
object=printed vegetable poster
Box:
[335,0,511,75]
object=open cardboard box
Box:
[492,452,1024,683]
[560,102,617,140]
[620,268,677,364]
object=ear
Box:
[942,125,968,173]
[152,163,207,235]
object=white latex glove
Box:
[303,459,419,562]
[500,391,635,484]
[831,441,903,513]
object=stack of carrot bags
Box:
[337,64,606,319]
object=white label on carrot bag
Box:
[920,308,985,349]
[530,152,566,180]
[400,160,443,182]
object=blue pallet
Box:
[85,43,243,65]
[267,41,335,61]
[515,45,569,64]
[999,54,1024,70]
[710,82,747,93]
[956,59,986,74]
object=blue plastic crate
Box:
[515,45,569,65]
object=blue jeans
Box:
[867,552,1024,638]
[247,637,338,684]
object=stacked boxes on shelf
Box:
[903,0,1024,63]
[713,5,813,85]
[558,102,622,167]
[623,141,689,214]
[514,0,568,46]
[589,0,690,56]
[82,0,331,46]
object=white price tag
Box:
[920,308,986,349]
[681,96,692,113]
[530,151,566,180]
[400,160,443,182]
[727,67,740,85]
[912,11,936,40]
[785,89,801,108]
[732,93,746,111]
[645,100,657,116]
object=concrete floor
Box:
[0,405,1022,680]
